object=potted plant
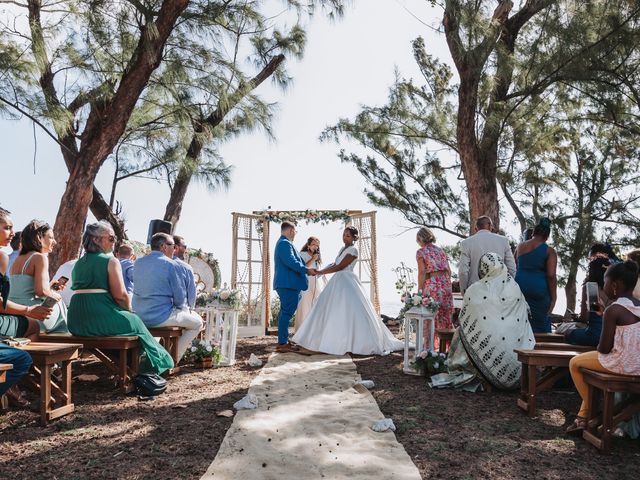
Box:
[184,338,222,368]
[412,350,447,378]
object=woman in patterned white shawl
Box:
[430,252,535,391]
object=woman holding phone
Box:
[9,220,68,333]
[566,243,619,347]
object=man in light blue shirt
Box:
[133,233,202,362]
[172,235,196,309]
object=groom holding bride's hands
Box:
[273,221,317,353]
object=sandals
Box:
[566,416,587,436]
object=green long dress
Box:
[67,253,174,374]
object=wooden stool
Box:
[38,334,140,393]
[0,363,12,384]
[18,342,81,425]
[515,348,583,416]
[533,333,565,343]
[148,326,183,374]
[534,342,594,353]
[436,328,455,353]
[582,369,640,452]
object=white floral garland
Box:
[254,209,351,234]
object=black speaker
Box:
[147,219,173,244]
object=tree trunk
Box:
[163,156,200,229]
[456,76,500,232]
[52,161,97,264]
[49,0,189,272]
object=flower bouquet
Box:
[195,287,241,310]
[184,338,222,368]
[412,350,447,377]
[398,290,439,318]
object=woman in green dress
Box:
[68,221,173,375]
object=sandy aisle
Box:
[201,352,421,480]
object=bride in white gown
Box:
[292,226,404,355]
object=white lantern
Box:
[403,306,436,375]
[204,304,239,366]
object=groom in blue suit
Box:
[274,221,316,352]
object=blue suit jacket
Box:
[273,235,308,291]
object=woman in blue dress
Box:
[514,218,558,333]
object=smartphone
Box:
[52,276,69,291]
[41,296,59,308]
[586,282,599,312]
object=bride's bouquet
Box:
[398,290,439,318]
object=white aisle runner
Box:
[201,353,421,480]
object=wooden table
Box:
[18,342,81,425]
[0,363,12,384]
[515,348,583,417]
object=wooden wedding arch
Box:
[230,210,380,336]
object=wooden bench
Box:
[515,348,584,417]
[148,326,183,374]
[18,342,81,425]
[582,369,640,452]
[0,363,11,384]
[534,332,565,343]
[535,342,594,353]
[38,334,140,393]
[436,328,456,353]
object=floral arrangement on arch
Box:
[412,350,447,376]
[184,338,222,363]
[398,290,439,318]
[195,286,242,309]
[254,209,351,234]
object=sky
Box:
[0,0,571,315]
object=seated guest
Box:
[0,208,50,340]
[9,220,68,333]
[67,222,173,375]
[53,259,77,307]
[566,243,617,346]
[430,253,535,391]
[116,243,135,295]
[515,217,557,333]
[133,233,202,363]
[6,231,21,277]
[567,261,640,434]
[0,342,32,408]
[627,249,640,298]
[172,235,196,309]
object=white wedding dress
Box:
[292,245,404,355]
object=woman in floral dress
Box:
[416,227,454,349]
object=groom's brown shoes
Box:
[276,343,312,355]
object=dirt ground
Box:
[1,337,638,479]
